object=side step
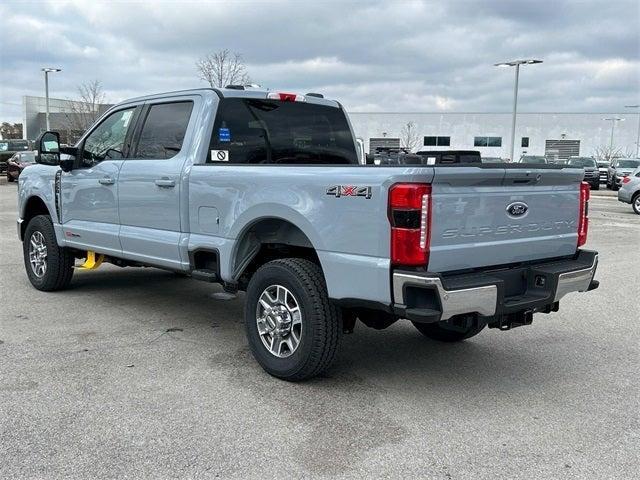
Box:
[191,269,219,283]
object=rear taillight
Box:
[578,181,590,247]
[388,183,432,266]
[266,92,306,102]
[622,176,631,184]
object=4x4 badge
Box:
[326,185,372,199]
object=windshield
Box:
[20,151,36,163]
[208,98,357,164]
[521,156,546,164]
[568,158,596,167]
[618,159,640,169]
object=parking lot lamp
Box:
[41,68,62,131]
[494,59,543,162]
[603,117,624,161]
[625,105,640,157]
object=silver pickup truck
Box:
[17,87,599,380]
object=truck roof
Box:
[120,87,341,108]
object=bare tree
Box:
[196,49,251,88]
[592,144,626,162]
[65,80,107,133]
[0,122,23,139]
[400,121,421,152]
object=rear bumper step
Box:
[393,250,598,323]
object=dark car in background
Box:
[6,151,36,182]
[607,158,640,190]
[568,157,600,190]
[516,155,548,164]
[597,160,609,184]
[0,139,30,173]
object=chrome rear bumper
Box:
[393,250,598,323]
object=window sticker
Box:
[211,150,229,162]
[122,110,133,128]
[218,127,231,142]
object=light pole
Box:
[41,67,62,131]
[494,59,543,162]
[625,105,640,157]
[603,117,624,160]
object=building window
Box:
[424,136,450,146]
[521,137,529,148]
[474,136,502,147]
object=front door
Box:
[60,107,138,255]
[117,99,195,269]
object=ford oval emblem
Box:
[506,201,529,218]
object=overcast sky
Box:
[1,0,638,123]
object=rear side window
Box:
[208,98,357,165]
[134,101,193,159]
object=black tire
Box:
[23,215,74,291]
[244,258,341,381]
[632,193,640,215]
[592,183,599,191]
[7,173,14,182]
[412,320,485,342]
[611,183,619,191]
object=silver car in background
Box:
[618,166,640,215]
[607,158,640,190]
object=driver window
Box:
[82,108,135,167]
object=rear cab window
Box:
[208,98,357,165]
[134,101,193,159]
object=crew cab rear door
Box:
[117,97,196,270]
[427,165,584,273]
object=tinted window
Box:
[423,136,450,146]
[474,136,502,147]
[568,158,596,167]
[135,102,193,159]
[618,159,640,168]
[208,99,357,164]
[82,108,135,166]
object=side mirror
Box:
[36,131,61,166]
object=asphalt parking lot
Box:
[0,178,638,479]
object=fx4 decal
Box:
[326,185,372,199]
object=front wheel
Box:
[23,215,74,291]
[244,258,341,381]
[7,173,14,182]
[412,319,485,342]
[633,194,640,215]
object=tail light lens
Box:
[578,181,590,247]
[388,183,432,266]
[622,176,631,184]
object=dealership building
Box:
[349,112,639,161]
[20,95,639,161]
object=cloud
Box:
[0,0,638,123]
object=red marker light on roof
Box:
[267,92,306,102]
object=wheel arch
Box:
[20,196,54,241]
[231,215,322,289]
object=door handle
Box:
[154,178,176,188]
[98,177,115,185]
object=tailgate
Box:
[428,166,584,273]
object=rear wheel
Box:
[23,215,74,291]
[592,182,599,190]
[412,319,485,342]
[633,193,640,215]
[7,172,14,182]
[244,258,341,381]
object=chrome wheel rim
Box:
[256,285,302,358]
[634,196,640,211]
[28,231,47,278]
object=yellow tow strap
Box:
[78,251,104,270]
